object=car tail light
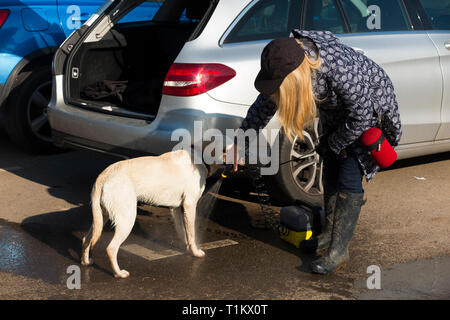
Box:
[0,10,9,28]
[163,63,236,97]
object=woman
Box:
[235,30,402,275]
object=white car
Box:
[48,0,450,205]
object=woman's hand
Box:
[233,144,239,172]
[223,144,242,172]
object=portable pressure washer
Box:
[279,204,323,248]
[218,164,324,248]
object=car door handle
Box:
[445,40,450,50]
[352,47,365,55]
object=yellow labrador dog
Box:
[81,149,214,278]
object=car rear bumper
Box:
[48,79,247,157]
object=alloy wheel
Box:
[289,119,323,196]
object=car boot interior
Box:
[68,0,212,116]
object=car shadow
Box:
[387,151,450,170]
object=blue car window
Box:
[118,0,164,24]
[419,0,450,30]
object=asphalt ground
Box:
[0,125,449,300]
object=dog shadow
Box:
[19,204,166,279]
[20,205,113,277]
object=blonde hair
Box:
[271,39,321,141]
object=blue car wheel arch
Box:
[0,0,162,152]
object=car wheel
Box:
[264,119,324,206]
[2,66,59,154]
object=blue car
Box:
[0,0,163,153]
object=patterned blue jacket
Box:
[240,30,402,182]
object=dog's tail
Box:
[90,175,105,249]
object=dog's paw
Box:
[81,258,93,266]
[192,249,205,258]
[114,270,130,279]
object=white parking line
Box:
[0,166,23,174]
[122,239,238,262]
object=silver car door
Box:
[429,31,450,141]
[337,0,442,145]
[418,0,450,140]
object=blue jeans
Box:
[323,150,364,194]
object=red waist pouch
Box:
[360,128,397,168]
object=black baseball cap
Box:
[254,37,306,96]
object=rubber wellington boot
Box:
[300,181,338,253]
[311,192,364,275]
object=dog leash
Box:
[246,165,280,232]
[222,141,280,231]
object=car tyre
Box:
[264,121,324,207]
[2,66,59,154]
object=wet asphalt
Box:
[0,124,449,300]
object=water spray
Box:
[222,163,324,249]
[202,160,324,249]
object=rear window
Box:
[224,0,303,44]
[419,0,450,30]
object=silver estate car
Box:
[48,0,450,205]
